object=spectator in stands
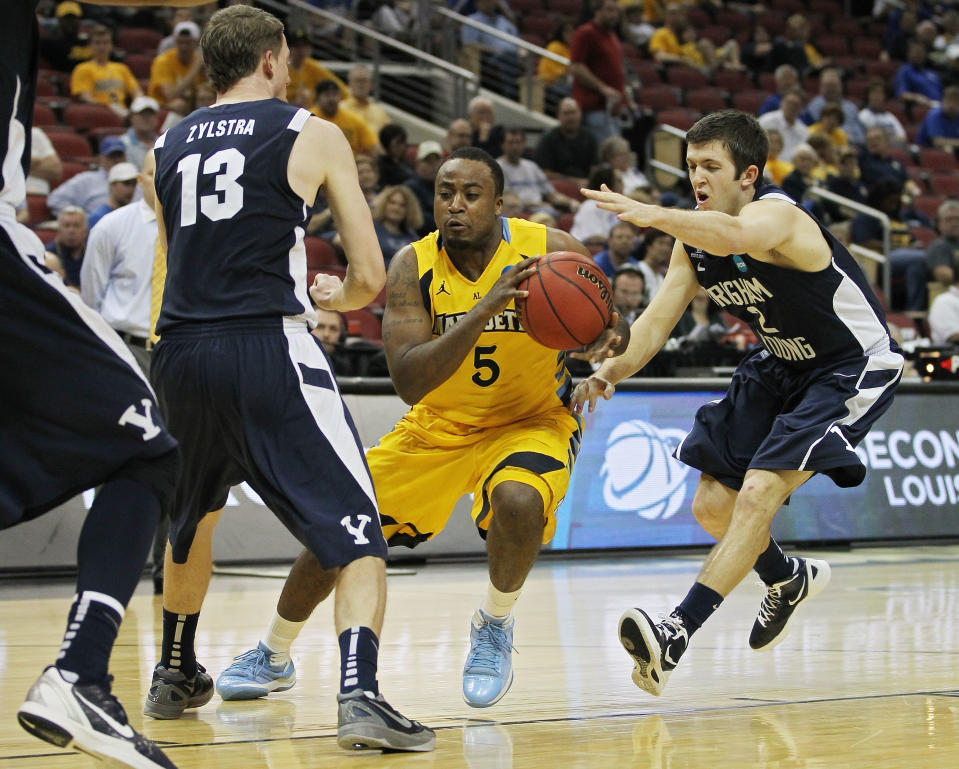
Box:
[446,118,473,153]
[569,0,634,143]
[44,206,88,288]
[27,127,62,196]
[612,265,647,324]
[826,146,869,208]
[637,228,673,299]
[884,5,918,63]
[40,1,91,73]
[926,199,959,290]
[600,135,650,197]
[928,278,959,345]
[87,162,138,230]
[311,308,352,375]
[895,40,943,110]
[671,287,729,349]
[593,221,639,278]
[461,0,523,100]
[404,140,443,234]
[933,11,959,67]
[370,185,423,264]
[758,64,799,117]
[858,126,912,191]
[501,190,524,219]
[758,87,808,162]
[915,85,959,150]
[285,30,348,108]
[377,123,413,186]
[120,96,160,172]
[780,142,818,206]
[647,3,688,65]
[310,79,379,157]
[148,20,206,117]
[156,8,195,55]
[570,164,621,245]
[808,103,848,148]
[806,133,839,182]
[858,79,908,146]
[680,25,743,78]
[851,178,931,311]
[48,135,127,217]
[741,24,776,75]
[534,97,598,188]
[537,19,574,116]
[763,129,793,186]
[801,68,865,146]
[771,13,827,77]
[370,0,414,41]
[498,128,579,215]
[70,25,141,118]
[343,65,390,136]
[467,96,505,157]
[356,155,379,205]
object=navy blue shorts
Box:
[0,217,176,528]
[676,346,903,490]
[151,318,386,569]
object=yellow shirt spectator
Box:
[148,48,206,105]
[808,123,848,147]
[765,156,794,186]
[648,27,682,58]
[310,104,378,155]
[289,59,349,107]
[71,60,140,108]
[341,97,390,135]
[537,40,570,85]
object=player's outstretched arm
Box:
[570,240,699,414]
[382,246,539,405]
[291,117,385,311]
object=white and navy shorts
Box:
[676,345,903,490]
[151,318,386,569]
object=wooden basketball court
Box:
[1,545,957,768]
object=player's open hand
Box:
[479,254,541,317]
[309,272,344,310]
[581,184,655,227]
[569,374,616,415]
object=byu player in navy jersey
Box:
[3,3,203,769]
[574,110,903,697]
[144,6,432,751]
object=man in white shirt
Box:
[122,96,161,172]
[497,128,578,214]
[80,151,157,373]
[758,87,809,162]
[928,282,959,346]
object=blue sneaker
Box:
[215,643,296,701]
[462,609,514,708]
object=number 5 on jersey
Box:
[473,345,499,387]
[177,148,245,226]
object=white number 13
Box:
[177,148,245,227]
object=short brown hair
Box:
[201,6,284,94]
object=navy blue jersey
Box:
[153,99,315,332]
[0,1,40,210]
[682,185,891,369]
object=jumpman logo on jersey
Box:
[118,399,161,441]
[436,281,451,296]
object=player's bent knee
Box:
[109,448,180,515]
[691,496,728,533]
[490,481,546,530]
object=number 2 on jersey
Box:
[177,148,245,227]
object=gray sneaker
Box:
[143,663,214,720]
[336,689,435,752]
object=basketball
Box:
[516,251,614,350]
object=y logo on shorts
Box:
[118,399,161,441]
[341,514,372,545]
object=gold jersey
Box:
[408,217,572,429]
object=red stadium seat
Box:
[817,35,849,58]
[33,226,58,243]
[47,131,94,161]
[116,27,163,54]
[556,212,574,232]
[919,147,959,171]
[656,108,699,131]
[631,60,663,85]
[928,173,959,197]
[664,66,709,90]
[732,90,767,114]
[304,236,340,268]
[58,160,90,183]
[713,69,752,92]
[550,177,585,201]
[25,194,52,224]
[32,103,57,127]
[35,78,58,98]
[124,53,156,80]
[637,85,680,110]
[909,225,938,248]
[63,102,126,132]
[684,88,729,114]
[344,308,382,341]
[913,195,944,221]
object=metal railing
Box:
[261,0,479,128]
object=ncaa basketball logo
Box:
[600,420,691,520]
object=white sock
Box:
[262,612,307,660]
[482,584,522,620]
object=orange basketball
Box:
[516,251,613,350]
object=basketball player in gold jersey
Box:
[214,147,629,708]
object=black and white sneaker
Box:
[618,608,688,696]
[750,557,831,651]
[18,666,177,769]
[336,689,435,752]
[143,663,214,719]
